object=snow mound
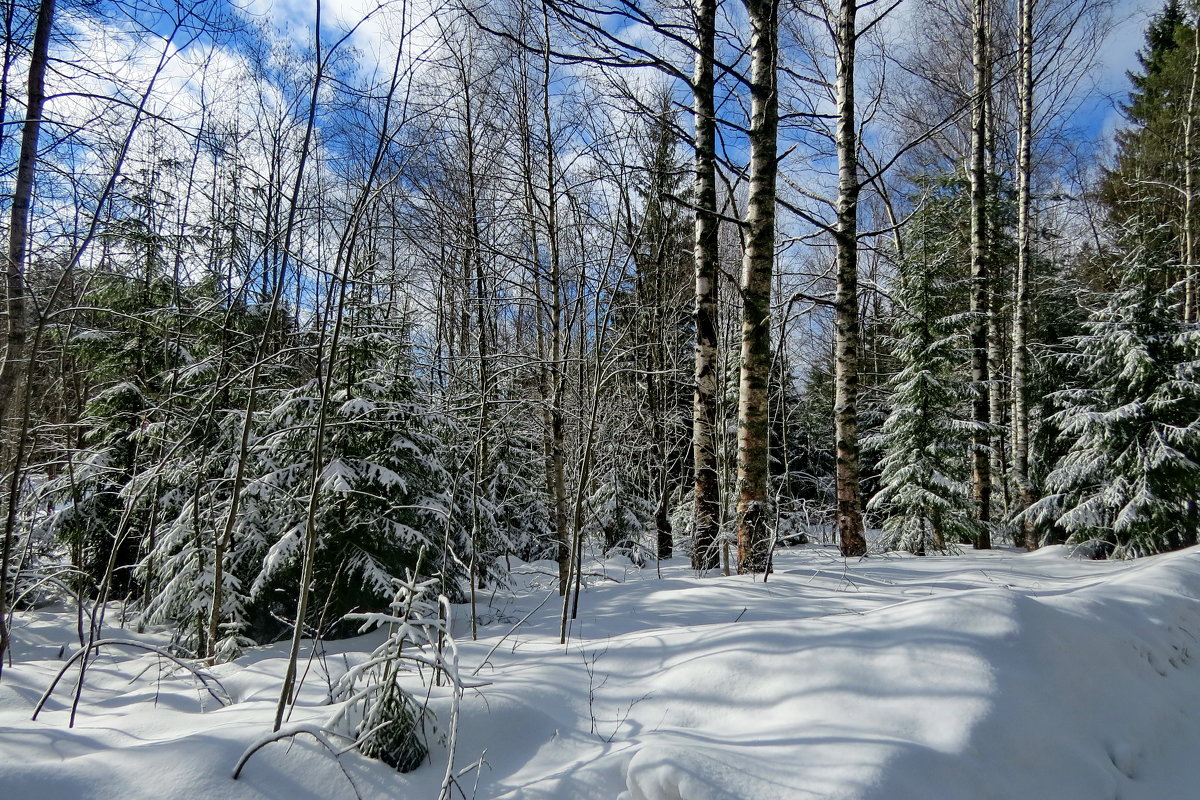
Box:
[619,554,1200,799]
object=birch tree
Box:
[733,0,781,573]
[968,0,994,546]
[692,0,723,570]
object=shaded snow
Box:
[2,544,1199,799]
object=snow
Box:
[3,544,1200,799]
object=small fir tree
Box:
[330,557,453,773]
[34,382,151,594]
[586,467,656,561]
[246,367,464,639]
[484,404,556,563]
[869,182,980,553]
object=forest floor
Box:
[2,541,1200,799]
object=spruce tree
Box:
[34,267,183,597]
[869,184,979,554]
[484,401,555,564]
[1100,0,1194,264]
[1032,249,1200,555]
[246,364,464,639]
[586,466,656,561]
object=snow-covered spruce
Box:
[1029,249,1200,555]
[869,180,981,554]
[328,565,453,773]
[245,375,465,639]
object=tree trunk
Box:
[461,45,490,632]
[541,5,570,594]
[272,0,332,730]
[1187,5,1200,323]
[983,23,1008,524]
[0,0,53,430]
[833,0,867,558]
[969,0,993,547]
[734,0,779,574]
[0,0,55,672]
[691,0,721,571]
[988,282,1008,517]
[648,323,673,560]
[1012,0,1036,548]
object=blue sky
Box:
[45,0,1169,199]
[1088,0,1168,141]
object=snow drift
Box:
[2,545,1198,799]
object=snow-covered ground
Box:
[3,543,1199,799]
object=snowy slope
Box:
[2,544,1198,799]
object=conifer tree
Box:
[1032,249,1200,555]
[484,404,555,563]
[34,267,184,597]
[586,466,656,561]
[245,354,465,639]
[1100,0,1194,265]
[869,185,979,554]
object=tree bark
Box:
[541,4,570,594]
[648,306,672,560]
[1012,0,1036,548]
[272,0,334,731]
[833,0,867,558]
[969,0,993,547]
[983,19,1008,524]
[0,0,53,429]
[988,279,1008,518]
[691,0,721,571]
[0,0,55,672]
[460,40,490,631]
[734,0,779,574]
[1185,5,1200,323]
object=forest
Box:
[2,0,1200,795]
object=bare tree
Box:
[692,0,722,570]
[969,0,993,546]
[734,0,780,574]
[0,0,53,669]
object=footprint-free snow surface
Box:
[3,544,1200,799]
